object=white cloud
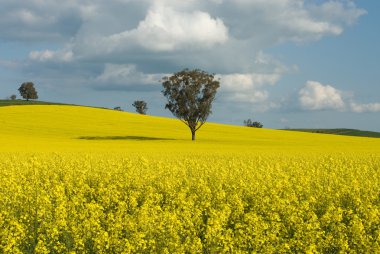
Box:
[310,1,367,26]
[16,0,365,59]
[14,9,50,25]
[298,81,380,114]
[0,0,89,41]
[299,81,345,111]
[216,0,365,44]
[95,6,228,52]
[1,0,369,113]
[350,102,380,113]
[220,73,280,92]
[216,51,288,108]
[135,6,228,51]
[227,91,269,103]
[96,64,164,87]
[29,49,73,62]
[217,72,279,110]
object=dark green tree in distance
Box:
[132,100,148,115]
[162,69,220,141]
[18,82,38,101]
[244,119,263,128]
[10,94,17,100]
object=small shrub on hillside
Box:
[244,119,263,128]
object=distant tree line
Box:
[4,82,38,101]
[244,119,263,128]
[113,100,148,115]
[5,94,17,100]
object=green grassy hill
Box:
[0,99,69,107]
[0,99,111,110]
[284,128,380,138]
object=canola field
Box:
[1,105,380,253]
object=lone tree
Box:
[10,94,17,100]
[244,119,263,128]
[18,82,38,101]
[132,100,148,115]
[162,68,220,141]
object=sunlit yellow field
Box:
[1,105,380,253]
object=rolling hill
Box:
[0,105,379,154]
[0,99,70,107]
[1,104,380,252]
[2,100,378,138]
[284,128,380,138]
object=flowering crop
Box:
[1,154,379,253]
[0,106,379,253]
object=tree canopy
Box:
[18,82,38,101]
[132,100,148,115]
[244,119,263,128]
[162,69,220,141]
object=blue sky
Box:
[1,0,379,131]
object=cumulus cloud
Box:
[299,81,345,111]
[309,1,367,26]
[350,102,380,113]
[0,0,368,113]
[220,73,280,92]
[226,91,269,104]
[214,0,365,44]
[29,48,74,62]
[14,0,365,60]
[97,6,228,52]
[0,0,90,41]
[131,6,228,51]
[215,51,290,109]
[95,64,164,90]
[17,2,229,62]
[298,81,380,113]
[218,72,279,107]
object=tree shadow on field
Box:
[77,135,176,141]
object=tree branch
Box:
[195,121,205,131]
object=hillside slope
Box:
[0,99,70,107]
[284,128,380,138]
[0,105,379,154]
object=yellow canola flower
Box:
[0,105,379,252]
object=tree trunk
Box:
[191,130,196,141]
